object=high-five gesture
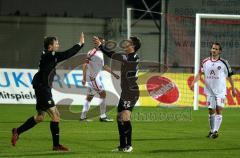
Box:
[80,32,85,45]
[93,36,101,47]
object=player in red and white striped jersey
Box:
[80,37,119,122]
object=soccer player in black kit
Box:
[11,33,85,151]
[94,36,141,152]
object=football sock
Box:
[17,116,37,135]
[99,98,107,118]
[124,121,132,146]
[214,114,222,132]
[117,121,126,148]
[81,100,90,119]
[50,121,60,146]
[209,114,215,133]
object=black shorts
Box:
[117,97,139,112]
[34,87,55,111]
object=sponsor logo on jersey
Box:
[210,70,215,75]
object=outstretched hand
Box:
[80,32,85,45]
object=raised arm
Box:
[55,32,85,63]
[99,45,116,58]
[93,36,124,62]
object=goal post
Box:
[194,13,240,110]
[127,8,132,39]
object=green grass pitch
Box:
[0,104,240,158]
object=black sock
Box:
[124,121,132,146]
[50,121,60,147]
[17,116,37,135]
[117,121,126,148]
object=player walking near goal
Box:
[94,36,141,152]
[191,42,236,139]
[80,37,119,122]
[11,33,85,151]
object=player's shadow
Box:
[0,151,78,157]
[88,136,202,142]
[134,137,201,141]
[149,147,240,153]
[57,97,116,121]
[88,138,119,142]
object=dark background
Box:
[0,0,161,18]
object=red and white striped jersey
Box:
[85,48,104,79]
[200,57,233,97]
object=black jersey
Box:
[100,46,139,100]
[32,44,83,89]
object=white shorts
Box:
[206,95,225,109]
[86,75,104,96]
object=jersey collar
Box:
[210,56,220,62]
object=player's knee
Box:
[208,108,215,115]
[216,111,221,115]
[35,115,44,123]
[216,107,222,115]
[122,111,131,121]
[122,115,130,121]
[48,111,60,122]
[86,95,93,101]
[99,91,106,98]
